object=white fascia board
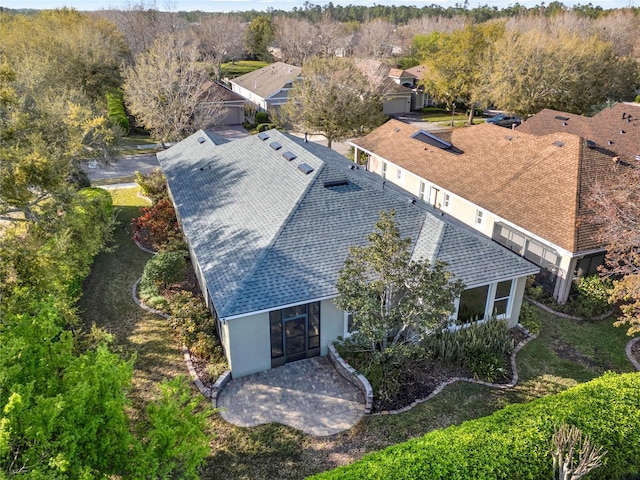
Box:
[221,295,338,322]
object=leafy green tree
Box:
[282,56,385,149]
[419,23,505,123]
[482,29,637,116]
[335,210,464,353]
[243,15,274,61]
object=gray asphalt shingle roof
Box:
[158,130,538,319]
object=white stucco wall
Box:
[320,299,345,355]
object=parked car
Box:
[486,113,522,128]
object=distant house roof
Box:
[229,62,302,100]
[388,68,416,80]
[200,81,248,103]
[405,65,427,81]
[517,103,640,163]
[158,129,537,319]
[352,119,623,254]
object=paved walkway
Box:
[217,356,365,436]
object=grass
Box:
[81,186,637,479]
[221,60,269,78]
[416,106,489,127]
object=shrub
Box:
[635,94,640,103]
[257,122,274,132]
[311,372,640,480]
[106,89,129,133]
[255,111,269,124]
[168,290,224,363]
[142,252,187,289]
[135,169,167,203]
[518,301,541,334]
[571,274,612,319]
[132,198,186,252]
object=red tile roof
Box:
[352,119,623,253]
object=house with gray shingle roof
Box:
[351,119,629,304]
[157,129,538,378]
[229,62,302,112]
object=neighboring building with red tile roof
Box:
[351,119,628,303]
[517,103,640,164]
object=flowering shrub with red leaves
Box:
[132,197,185,252]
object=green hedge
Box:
[311,372,640,480]
[106,89,129,133]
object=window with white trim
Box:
[492,280,513,317]
[475,209,484,225]
[396,167,403,181]
[419,181,426,201]
[442,192,451,208]
[382,161,388,179]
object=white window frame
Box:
[475,209,484,226]
[428,186,438,206]
[442,192,451,208]
[382,161,388,179]
[396,167,403,181]
[491,279,514,320]
[419,181,426,201]
[343,312,356,338]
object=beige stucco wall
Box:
[224,312,271,378]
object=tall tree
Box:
[243,15,274,61]
[419,22,505,123]
[282,56,385,149]
[335,211,463,353]
[354,19,396,59]
[273,16,317,65]
[197,14,245,80]
[482,29,637,116]
[123,32,224,142]
[586,168,640,336]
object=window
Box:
[382,162,388,179]
[429,186,438,206]
[396,167,403,181]
[492,280,513,317]
[344,312,357,337]
[269,302,320,368]
[475,209,484,225]
[457,285,489,323]
[419,181,426,201]
[442,192,450,208]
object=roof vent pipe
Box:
[304,132,308,143]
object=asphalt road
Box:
[84,153,160,181]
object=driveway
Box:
[217,357,365,436]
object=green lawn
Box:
[221,60,269,78]
[81,185,637,479]
[416,107,488,127]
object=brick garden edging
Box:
[132,277,222,402]
[328,344,374,414]
[625,337,640,371]
[525,296,613,321]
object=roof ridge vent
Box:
[270,141,282,151]
[258,132,270,141]
[553,140,565,147]
[197,136,206,144]
[282,151,296,161]
[586,140,597,149]
[298,163,314,175]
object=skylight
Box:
[410,130,452,150]
[554,115,570,121]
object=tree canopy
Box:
[335,210,463,352]
[282,56,385,149]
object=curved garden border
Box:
[131,277,231,404]
[625,337,640,371]
[525,296,613,321]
